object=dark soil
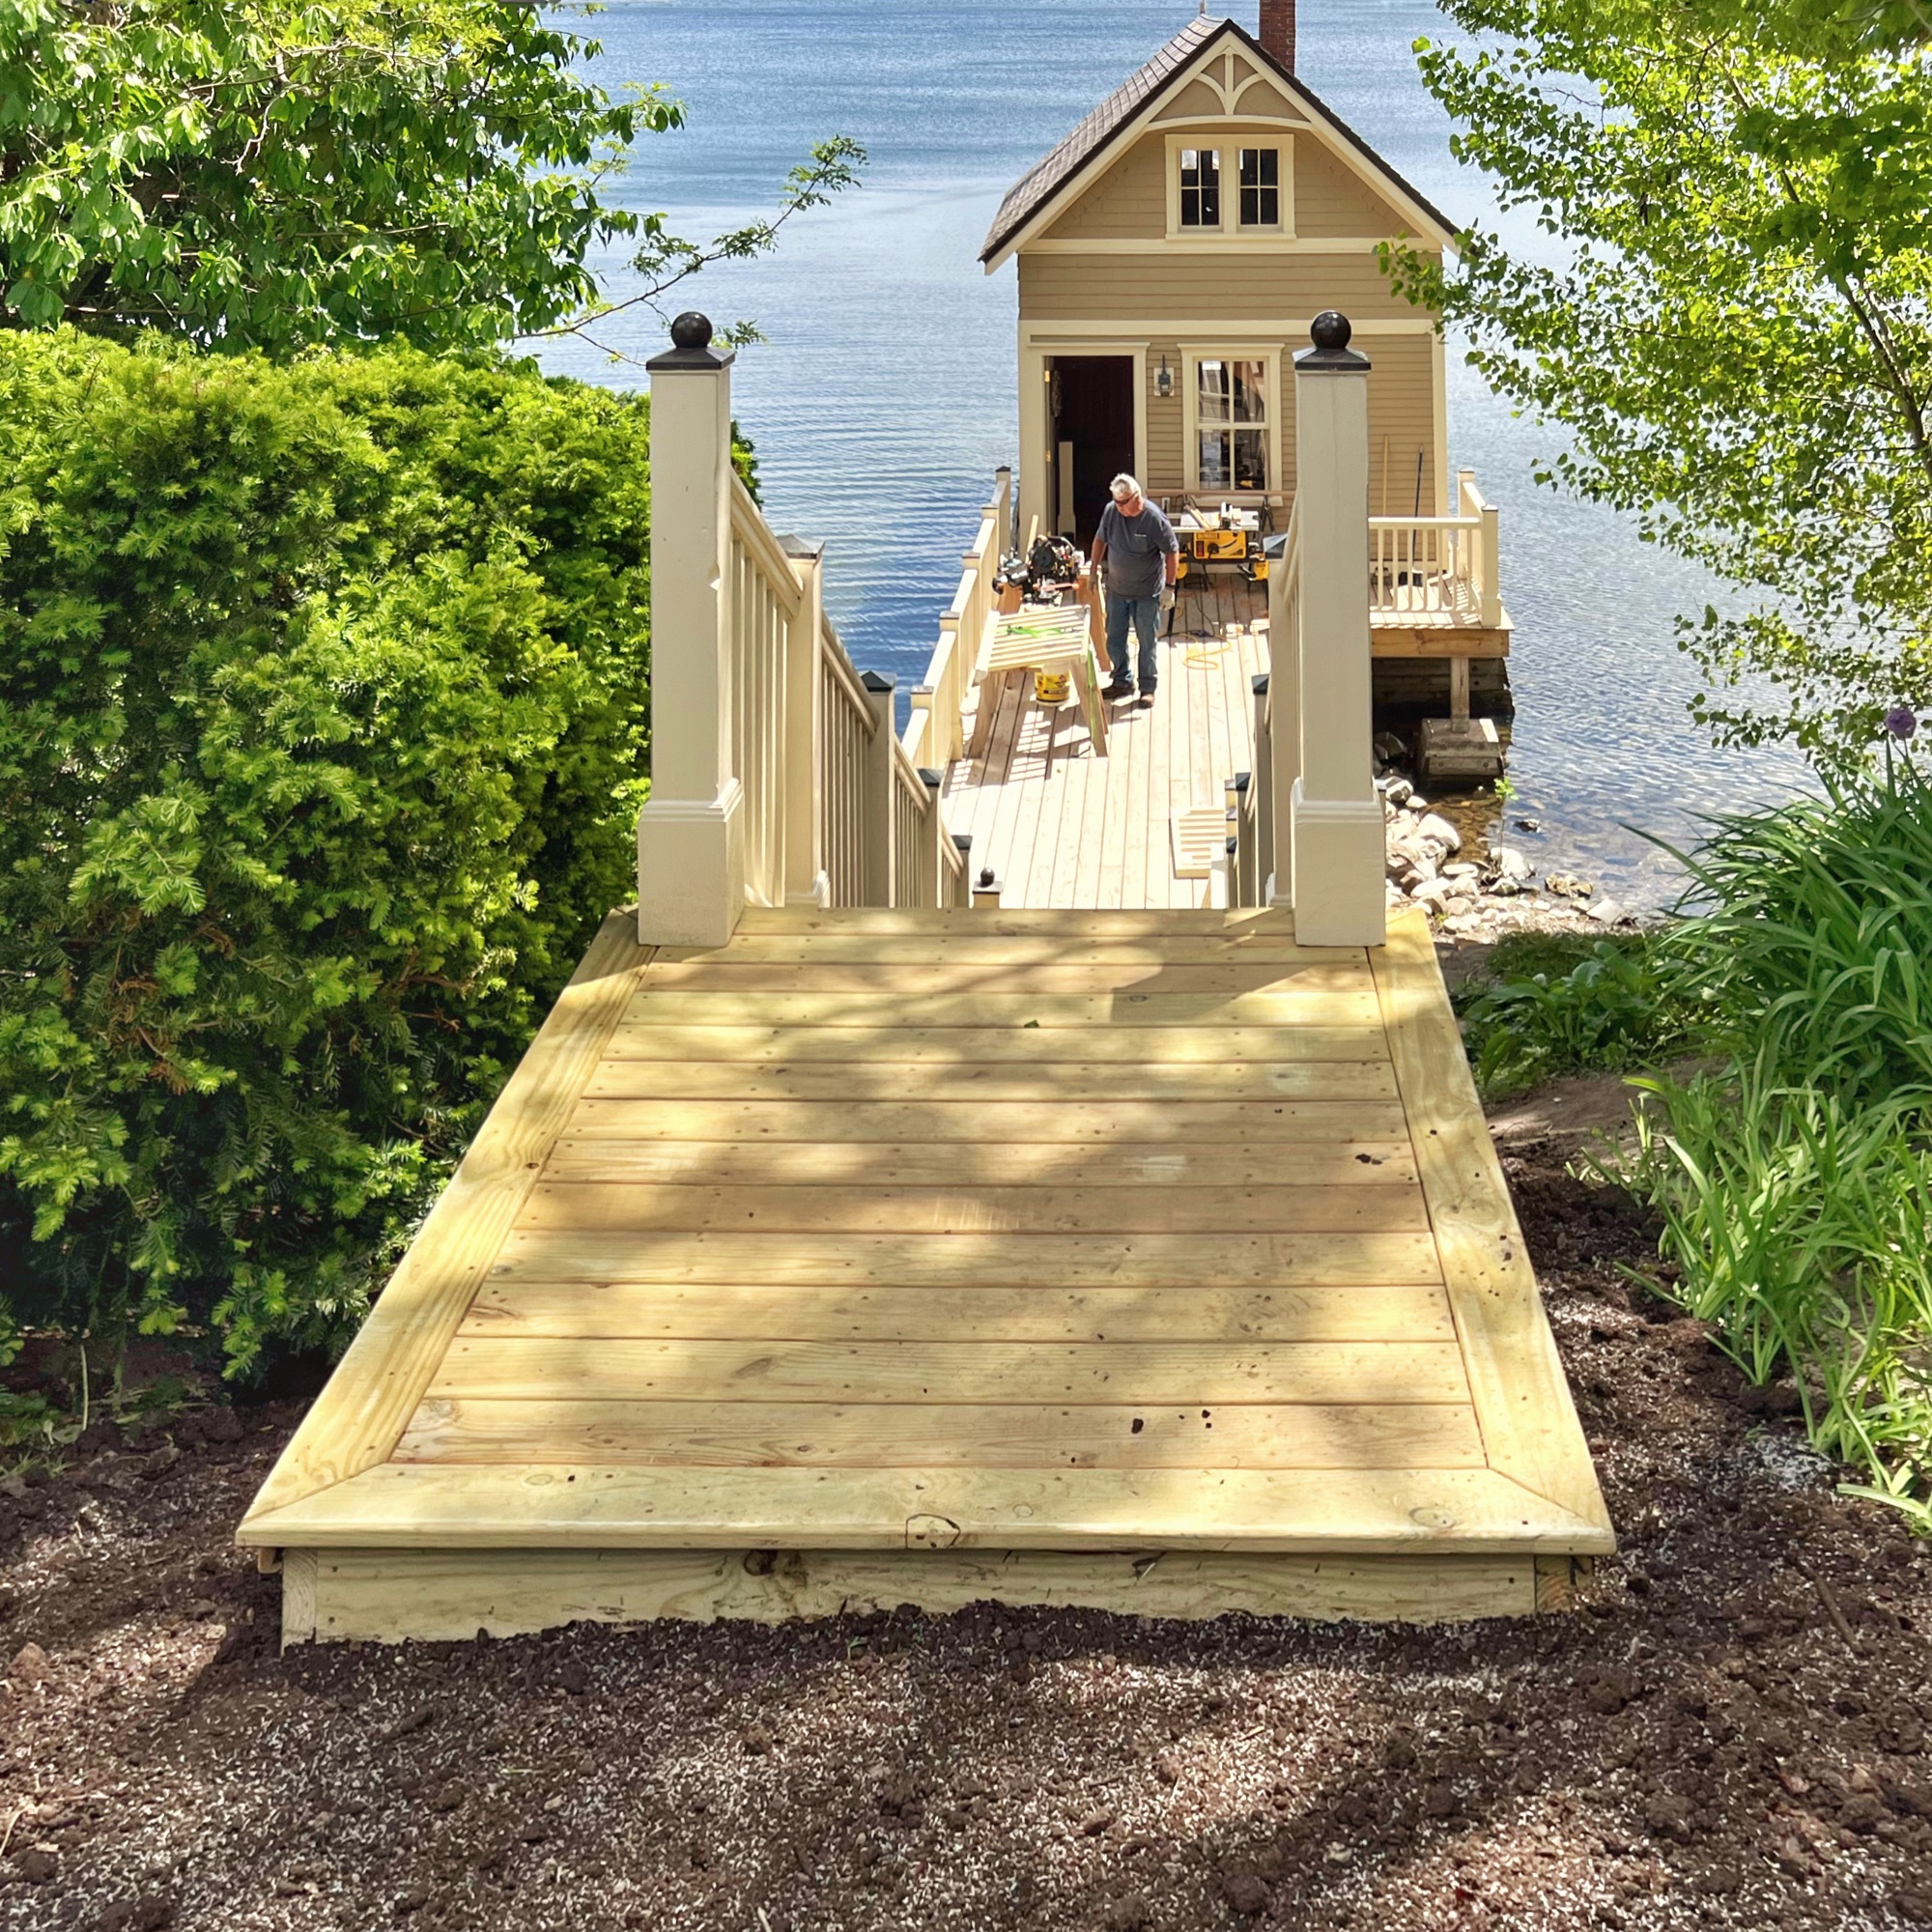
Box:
[4,1122,1931,1932]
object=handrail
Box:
[819,611,877,735]
[1366,468,1501,627]
[906,468,1009,770]
[639,325,981,938]
[728,476,805,614]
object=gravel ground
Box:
[3,1108,1931,1932]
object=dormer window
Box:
[1165,135,1293,240]
[1179,148,1220,228]
[1239,148,1280,227]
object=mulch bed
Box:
[3,1127,1930,1932]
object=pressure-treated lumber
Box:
[561,1098,1413,1143]
[604,1023,1390,1064]
[622,989,1385,1028]
[582,1059,1401,1101]
[456,1281,1457,1343]
[393,1398,1488,1471]
[428,1336,1468,1406]
[280,1547,1543,1644]
[513,1180,1430,1235]
[486,1229,1446,1288]
[242,900,1612,1645]
[1372,910,1614,1536]
[246,1461,1609,1554]
[538,1138,1420,1188]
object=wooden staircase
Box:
[239,904,1612,1644]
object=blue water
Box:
[536,0,1809,906]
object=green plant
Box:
[0,328,655,1374]
[1620,1061,1932,1531]
[1457,936,1694,1097]
[0,0,663,350]
[1663,755,1932,1100]
[1392,0,1932,754]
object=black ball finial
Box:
[1310,310,1351,352]
[669,311,713,351]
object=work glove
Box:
[1160,584,1177,613]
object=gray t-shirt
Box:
[1095,499,1179,601]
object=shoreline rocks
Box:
[1378,774,1642,940]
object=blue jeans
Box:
[1104,592,1160,692]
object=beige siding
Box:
[1018,249,1435,325]
[1039,124,1428,248]
[1295,138,1412,240]
[1046,134,1166,242]
[1146,340,1185,496]
[1363,332,1439,516]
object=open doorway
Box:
[1048,355,1134,548]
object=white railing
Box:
[1367,467,1500,627]
[727,477,801,909]
[637,317,974,946]
[815,612,878,909]
[904,469,1009,774]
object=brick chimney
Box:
[1259,0,1295,72]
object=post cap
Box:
[1295,309,1371,374]
[647,310,734,372]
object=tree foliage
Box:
[0,329,657,1372]
[1395,0,1932,753]
[0,0,664,350]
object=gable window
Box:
[1179,148,1221,228]
[1196,357,1268,491]
[1238,148,1280,227]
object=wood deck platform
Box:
[240,904,1612,1644]
[950,578,1269,909]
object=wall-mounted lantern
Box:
[1155,354,1175,399]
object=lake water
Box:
[536,0,1809,907]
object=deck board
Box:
[241,899,1611,1637]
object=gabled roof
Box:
[980,15,1458,269]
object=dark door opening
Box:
[1049,355,1135,549]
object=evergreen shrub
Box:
[0,331,653,1373]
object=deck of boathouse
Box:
[237,320,1609,1646]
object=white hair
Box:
[1109,473,1143,501]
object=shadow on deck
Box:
[239,905,1611,1644]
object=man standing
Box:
[1091,473,1179,706]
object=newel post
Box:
[638,312,746,948]
[1286,312,1385,947]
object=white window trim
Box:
[1164,134,1295,242]
[1180,346,1281,497]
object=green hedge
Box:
[0,331,653,1373]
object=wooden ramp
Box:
[240,904,1610,1643]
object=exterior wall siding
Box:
[1018,250,1434,326]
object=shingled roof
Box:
[980,14,1456,267]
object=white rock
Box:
[1489,845,1534,882]
[1587,896,1628,924]
[1416,812,1463,854]
[1408,877,1457,907]
[1382,778,1414,810]
[1443,861,1481,880]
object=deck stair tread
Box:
[242,905,1612,1624]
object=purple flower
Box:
[1886,704,1918,740]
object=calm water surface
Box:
[537,0,1809,906]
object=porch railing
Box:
[1367,467,1500,627]
[904,469,1009,773]
[637,314,970,947]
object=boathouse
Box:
[983,5,1511,744]
[238,272,1610,1640]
